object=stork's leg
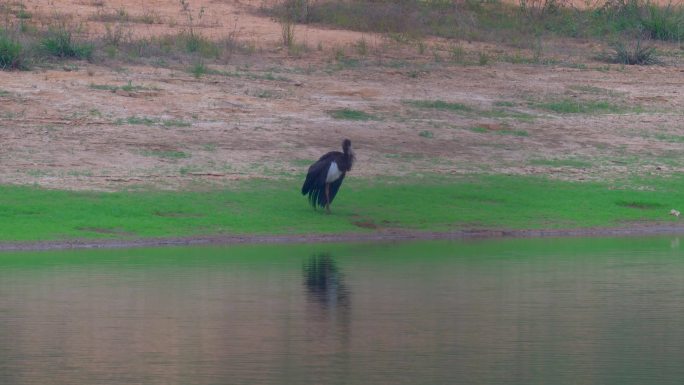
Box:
[325,183,331,214]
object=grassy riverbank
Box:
[0,174,683,242]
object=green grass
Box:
[115,116,191,128]
[126,116,158,126]
[408,100,472,112]
[655,134,684,143]
[479,109,535,121]
[566,85,622,96]
[533,99,626,114]
[469,126,529,136]
[141,150,190,159]
[408,100,534,121]
[494,101,516,107]
[90,81,154,92]
[529,158,593,168]
[162,119,192,128]
[0,174,683,242]
[328,108,378,121]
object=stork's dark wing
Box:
[301,157,330,208]
[301,158,328,195]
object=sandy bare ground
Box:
[0,0,683,192]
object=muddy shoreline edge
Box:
[3,224,684,251]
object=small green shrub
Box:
[604,40,660,65]
[0,33,25,70]
[41,27,93,59]
[90,8,161,24]
[355,37,368,56]
[450,45,466,63]
[190,61,208,78]
[16,9,32,20]
[478,52,489,65]
[184,33,218,56]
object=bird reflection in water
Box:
[303,253,350,311]
[303,253,351,349]
[303,252,351,372]
[300,254,352,380]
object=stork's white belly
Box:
[326,161,342,183]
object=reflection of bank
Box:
[303,253,351,347]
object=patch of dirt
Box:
[5,225,684,251]
[353,220,378,229]
[0,0,683,191]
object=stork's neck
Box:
[341,149,354,172]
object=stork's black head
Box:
[342,139,352,154]
[342,139,354,171]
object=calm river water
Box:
[1,236,684,384]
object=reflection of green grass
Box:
[0,174,683,241]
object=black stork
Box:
[301,139,355,213]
